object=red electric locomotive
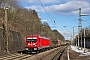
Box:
[25,35,50,53]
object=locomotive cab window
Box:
[27,39,37,42]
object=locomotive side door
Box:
[39,38,42,47]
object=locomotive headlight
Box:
[34,48,37,50]
[25,48,28,50]
[28,43,30,45]
[33,43,35,45]
[33,43,37,46]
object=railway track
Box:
[27,45,68,60]
[47,46,67,60]
[0,46,68,60]
[0,53,33,60]
[52,46,65,60]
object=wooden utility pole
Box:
[4,7,9,53]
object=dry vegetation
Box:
[1,0,90,44]
[0,0,65,45]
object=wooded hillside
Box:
[0,0,65,42]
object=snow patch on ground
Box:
[70,45,90,56]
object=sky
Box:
[18,0,90,40]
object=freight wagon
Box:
[25,35,50,53]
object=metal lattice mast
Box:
[78,8,82,48]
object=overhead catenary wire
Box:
[38,0,57,29]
